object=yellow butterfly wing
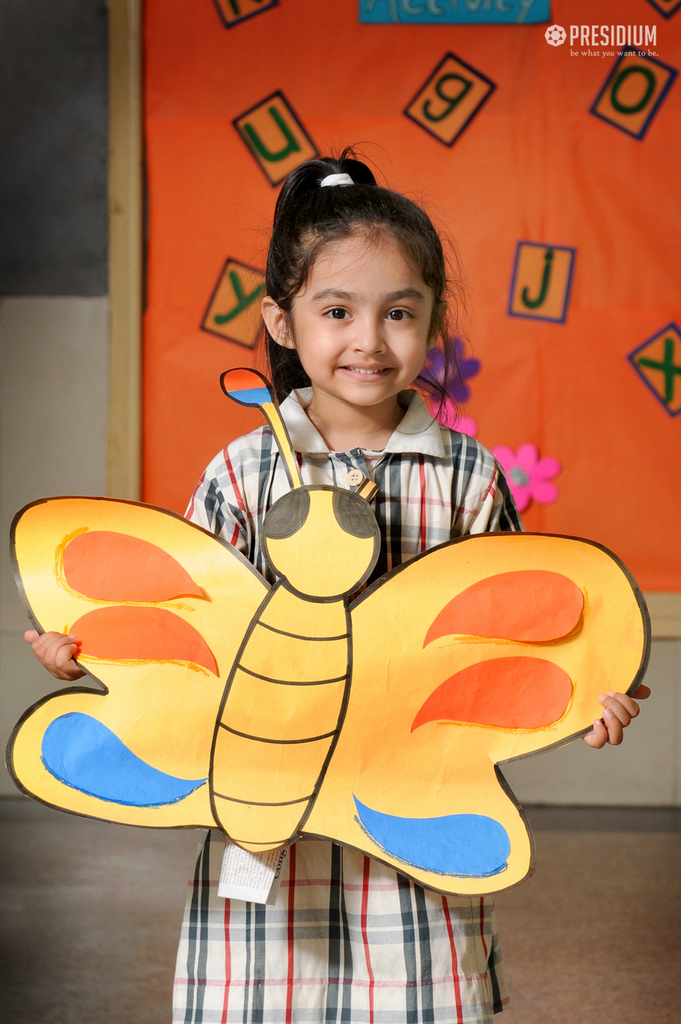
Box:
[305,532,650,895]
[8,497,268,828]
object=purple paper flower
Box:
[492,443,561,513]
[423,338,481,403]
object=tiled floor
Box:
[0,798,197,1024]
[495,807,681,1024]
[1,799,679,1024]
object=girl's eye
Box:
[387,309,410,321]
[328,307,349,320]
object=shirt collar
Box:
[279,388,446,458]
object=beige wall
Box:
[1,297,109,795]
[1,295,679,802]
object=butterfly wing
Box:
[305,532,649,895]
[8,497,268,828]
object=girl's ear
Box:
[262,296,295,349]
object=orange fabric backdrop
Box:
[144,0,680,590]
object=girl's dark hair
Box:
[264,148,460,411]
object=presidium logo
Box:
[544,23,659,51]
[545,24,566,46]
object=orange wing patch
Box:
[423,570,584,646]
[71,606,219,675]
[412,657,573,732]
[63,531,203,602]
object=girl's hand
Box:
[24,630,86,681]
[583,685,651,748]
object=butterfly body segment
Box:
[211,481,380,850]
[211,581,352,850]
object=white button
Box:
[347,469,364,486]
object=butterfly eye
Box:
[264,489,310,540]
[332,490,376,539]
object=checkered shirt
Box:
[174,389,522,1024]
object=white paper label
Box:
[217,840,287,905]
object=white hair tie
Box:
[320,172,354,187]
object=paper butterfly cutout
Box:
[7,369,650,896]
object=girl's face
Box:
[264,230,436,422]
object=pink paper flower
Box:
[429,399,478,437]
[492,443,561,512]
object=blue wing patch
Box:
[41,712,207,807]
[353,797,510,878]
[225,385,272,407]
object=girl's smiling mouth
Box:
[340,365,393,377]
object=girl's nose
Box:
[351,318,386,353]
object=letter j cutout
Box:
[233,92,318,186]
[508,242,576,324]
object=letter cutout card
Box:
[8,370,650,896]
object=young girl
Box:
[27,152,647,1024]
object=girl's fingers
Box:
[584,683,649,747]
[54,665,85,681]
[598,689,647,726]
[583,710,625,747]
[598,696,633,728]
[632,683,651,700]
[37,633,75,661]
[55,642,78,669]
[583,718,608,749]
[583,689,650,747]
[25,631,85,680]
[52,651,86,680]
[601,708,624,745]
[52,636,84,680]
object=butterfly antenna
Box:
[220,368,303,489]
